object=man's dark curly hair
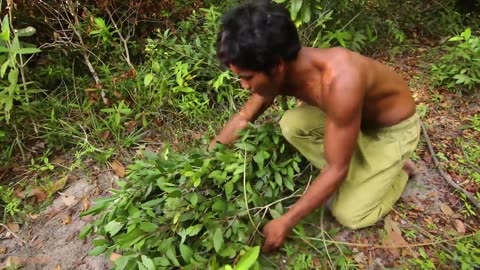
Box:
[216,0,301,73]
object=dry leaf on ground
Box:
[454,219,466,234]
[27,213,40,220]
[6,223,20,233]
[440,203,455,217]
[82,195,91,211]
[46,175,68,195]
[383,215,408,246]
[54,265,61,270]
[5,256,25,267]
[32,188,48,202]
[0,246,7,254]
[62,215,72,225]
[111,161,126,177]
[59,192,77,207]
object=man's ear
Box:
[269,60,285,76]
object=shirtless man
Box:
[210,0,420,253]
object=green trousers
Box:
[279,105,421,229]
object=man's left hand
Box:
[261,217,291,253]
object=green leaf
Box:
[139,222,158,233]
[189,192,199,206]
[114,256,130,270]
[225,181,234,199]
[274,171,282,186]
[88,245,107,256]
[0,16,10,41]
[8,68,18,85]
[166,246,180,266]
[234,246,260,270]
[186,224,203,236]
[235,142,256,151]
[213,228,224,253]
[284,178,294,191]
[0,60,9,78]
[79,224,94,240]
[16,26,36,37]
[152,61,161,73]
[17,48,41,54]
[105,220,123,236]
[144,73,154,87]
[291,0,303,20]
[80,197,114,216]
[461,28,471,39]
[141,255,155,270]
[179,243,193,263]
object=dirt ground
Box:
[0,171,116,270]
[1,157,467,270]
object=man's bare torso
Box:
[282,47,416,129]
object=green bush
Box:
[140,7,247,120]
[431,28,480,93]
[80,123,310,269]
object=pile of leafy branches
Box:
[80,123,313,269]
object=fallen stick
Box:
[420,121,480,210]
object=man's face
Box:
[229,64,284,96]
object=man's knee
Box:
[279,106,325,140]
[279,108,303,139]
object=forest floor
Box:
[1,46,479,269]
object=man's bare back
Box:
[280,47,416,129]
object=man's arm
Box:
[209,93,274,149]
[281,75,364,228]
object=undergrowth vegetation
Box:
[80,124,321,269]
[0,0,479,269]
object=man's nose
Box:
[240,79,250,90]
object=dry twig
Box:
[420,121,480,210]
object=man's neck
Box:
[280,47,322,96]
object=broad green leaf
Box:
[234,246,260,270]
[17,48,41,54]
[105,220,123,236]
[274,171,282,186]
[284,178,294,191]
[166,246,180,266]
[88,245,107,256]
[11,35,19,52]
[189,192,199,206]
[8,68,18,85]
[0,16,10,41]
[141,255,155,270]
[225,181,234,199]
[291,0,303,20]
[79,224,94,240]
[94,17,106,28]
[179,243,193,263]
[0,46,8,53]
[213,228,224,253]
[114,256,130,270]
[152,61,160,73]
[16,26,36,37]
[235,142,256,151]
[80,197,115,216]
[448,36,464,42]
[144,73,154,87]
[155,256,171,267]
[139,222,158,233]
[461,28,471,39]
[186,224,203,236]
[141,198,163,207]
